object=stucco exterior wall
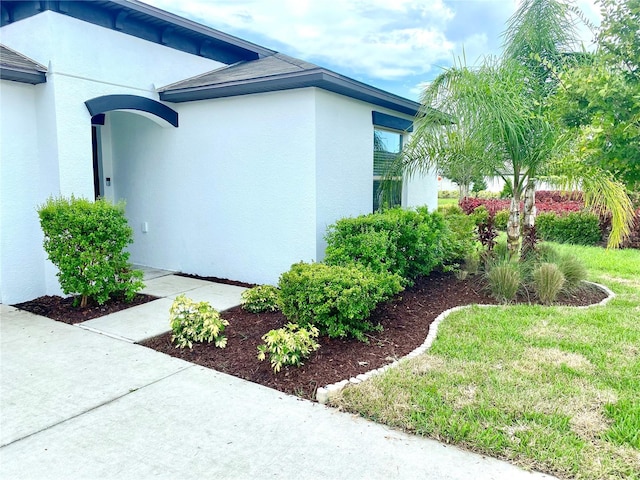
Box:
[108,89,318,286]
[314,89,437,259]
[0,81,50,303]
[0,9,436,303]
[404,168,439,211]
[0,12,222,303]
[314,89,375,259]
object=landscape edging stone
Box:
[316,281,615,404]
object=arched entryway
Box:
[85,94,178,199]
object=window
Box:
[373,128,403,211]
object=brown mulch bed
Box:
[12,273,607,400]
[174,272,257,289]
[13,293,157,324]
[140,273,607,400]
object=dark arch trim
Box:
[85,94,178,127]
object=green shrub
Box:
[470,205,489,226]
[438,190,459,199]
[169,294,228,349]
[533,263,566,305]
[477,190,501,199]
[257,323,320,373]
[38,196,144,307]
[324,207,451,282]
[500,182,513,199]
[486,262,521,303]
[494,209,509,231]
[442,204,464,216]
[536,212,602,245]
[557,254,587,292]
[277,262,403,341]
[471,176,487,195]
[241,285,280,313]
[463,250,481,275]
[441,213,476,268]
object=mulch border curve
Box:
[316,281,616,404]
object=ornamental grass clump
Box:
[557,254,587,292]
[241,285,280,313]
[257,323,320,373]
[486,262,521,303]
[533,263,566,305]
[169,294,228,349]
[37,196,144,308]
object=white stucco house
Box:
[0,0,436,304]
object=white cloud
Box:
[142,0,605,100]
[144,0,457,80]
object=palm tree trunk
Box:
[521,177,537,258]
[507,187,521,257]
[523,178,536,229]
[459,182,470,199]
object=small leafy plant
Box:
[241,285,280,313]
[38,196,144,307]
[257,323,320,373]
[169,294,228,349]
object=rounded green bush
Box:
[324,207,457,282]
[37,196,144,307]
[494,209,510,231]
[537,212,602,245]
[277,262,403,341]
[241,285,280,313]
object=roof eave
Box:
[109,0,276,58]
[160,69,420,117]
[0,67,46,84]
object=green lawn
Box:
[438,197,459,208]
[333,243,640,480]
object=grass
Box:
[333,243,640,479]
[438,197,459,208]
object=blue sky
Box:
[143,0,601,102]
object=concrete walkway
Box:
[0,274,558,480]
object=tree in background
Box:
[398,0,633,256]
[471,175,488,197]
[551,0,639,193]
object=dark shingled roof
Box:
[0,44,47,84]
[159,53,421,117]
[160,53,319,91]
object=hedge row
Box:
[536,212,602,245]
[459,195,583,216]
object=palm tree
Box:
[399,0,633,255]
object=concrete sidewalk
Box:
[0,277,558,480]
[77,271,247,343]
